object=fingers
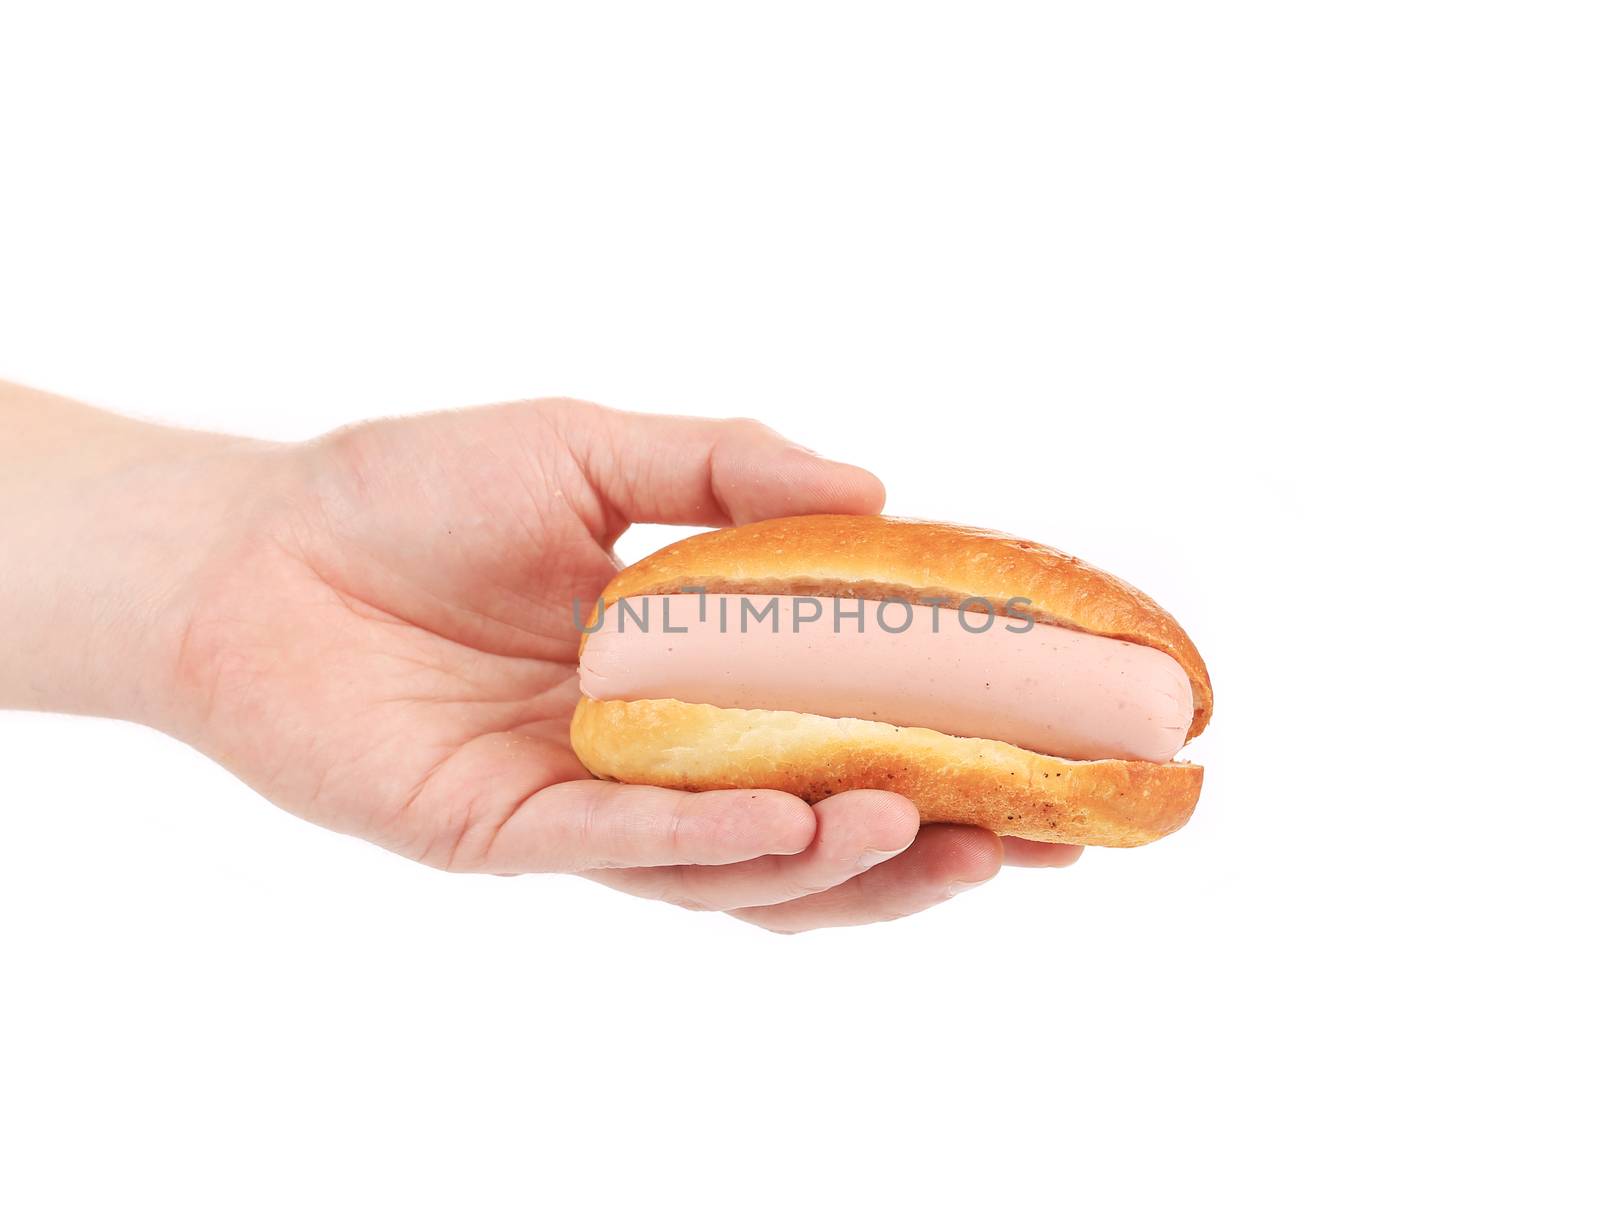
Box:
[544,400,885,527]
[583,790,920,911]
[467,768,1074,928]
[1001,838,1085,868]
[475,779,817,872]
[730,824,1004,934]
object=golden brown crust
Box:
[593,515,1212,739]
[571,696,1203,848]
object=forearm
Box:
[0,381,279,724]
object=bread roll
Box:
[571,516,1211,847]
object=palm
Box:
[175,404,620,862]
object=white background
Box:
[2,2,1595,1217]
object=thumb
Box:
[546,400,885,528]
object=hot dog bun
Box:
[572,697,1203,847]
[571,515,1211,847]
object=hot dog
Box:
[570,516,1212,847]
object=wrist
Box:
[0,386,289,728]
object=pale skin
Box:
[0,380,1080,932]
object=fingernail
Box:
[945,879,984,898]
[856,847,906,870]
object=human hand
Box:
[2,387,1081,930]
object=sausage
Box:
[578,595,1193,763]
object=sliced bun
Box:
[572,696,1204,848]
[574,516,1211,847]
[594,515,1212,738]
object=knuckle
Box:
[722,416,782,444]
[313,419,381,486]
[780,876,838,904]
[738,914,805,936]
[665,796,691,863]
[521,396,606,433]
[618,870,679,905]
[407,805,493,874]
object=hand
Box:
[2,387,1081,930]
